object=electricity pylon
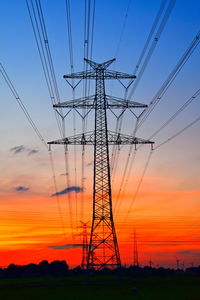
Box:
[148,257,153,267]
[77,221,89,269]
[133,228,139,267]
[48,58,154,270]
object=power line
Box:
[26,0,74,235]
[89,0,96,60]
[0,63,67,238]
[116,30,200,208]
[132,0,167,76]
[66,0,74,74]
[110,0,133,170]
[0,63,47,149]
[114,150,137,217]
[114,0,132,58]
[154,114,200,150]
[80,0,96,221]
[109,0,134,171]
[117,111,200,229]
[118,150,153,235]
[113,118,139,209]
[134,87,200,155]
[148,88,200,141]
[26,0,63,135]
[48,149,68,239]
[128,0,175,98]
[65,0,78,226]
[137,30,200,129]
[111,0,170,191]
[36,0,61,104]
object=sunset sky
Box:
[0,0,200,268]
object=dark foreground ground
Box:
[0,275,199,300]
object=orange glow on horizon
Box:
[0,180,200,268]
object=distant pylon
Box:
[133,228,139,267]
[148,257,153,267]
[77,221,89,269]
[176,257,181,270]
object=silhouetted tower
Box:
[176,258,181,269]
[148,257,153,267]
[48,58,154,270]
[133,228,139,267]
[78,221,89,269]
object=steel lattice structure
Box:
[133,228,139,267]
[77,221,89,270]
[48,58,154,270]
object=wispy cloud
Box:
[28,149,39,155]
[10,145,39,156]
[177,250,200,255]
[10,145,25,154]
[48,244,83,250]
[141,240,200,247]
[15,186,29,192]
[51,186,83,197]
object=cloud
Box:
[10,145,26,154]
[51,186,83,197]
[48,244,83,250]
[60,173,69,176]
[140,241,200,247]
[28,149,39,155]
[10,145,39,156]
[177,250,200,255]
[15,186,29,192]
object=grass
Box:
[0,275,199,299]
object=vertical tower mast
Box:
[88,59,121,269]
[48,58,154,271]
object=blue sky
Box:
[1,0,200,199]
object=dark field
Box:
[0,275,199,300]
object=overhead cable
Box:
[0,63,67,237]
[0,63,47,149]
[137,30,200,128]
[128,0,175,98]
[154,115,200,150]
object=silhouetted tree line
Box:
[0,260,68,278]
[0,261,200,278]
[111,265,200,278]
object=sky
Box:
[0,0,200,268]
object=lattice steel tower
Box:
[48,58,153,270]
[77,221,89,270]
[133,228,139,267]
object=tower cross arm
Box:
[63,70,136,80]
[104,70,136,79]
[105,95,147,108]
[53,94,147,109]
[48,131,154,146]
[63,70,96,79]
[53,95,95,108]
